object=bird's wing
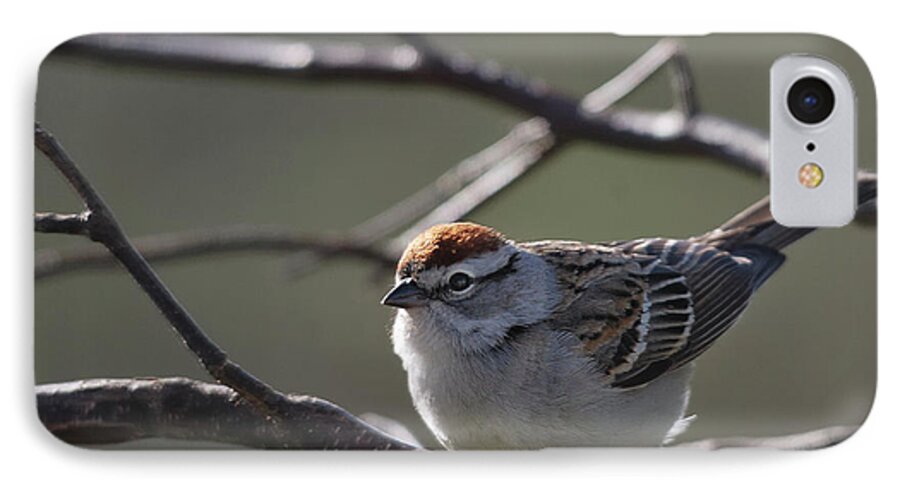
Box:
[521,238,784,389]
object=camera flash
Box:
[798,162,824,188]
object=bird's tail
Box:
[702,172,877,252]
[697,173,876,290]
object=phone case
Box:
[34,34,876,450]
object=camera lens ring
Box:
[787,77,835,125]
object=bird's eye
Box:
[447,272,474,292]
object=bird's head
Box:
[381,222,559,352]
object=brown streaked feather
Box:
[523,235,784,389]
[520,242,683,380]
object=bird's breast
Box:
[391,312,694,448]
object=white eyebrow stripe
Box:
[448,244,518,277]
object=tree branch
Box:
[387,131,563,254]
[58,35,426,81]
[34,211,90,236]
[580,39,699,118]
[58,35,876,197]
[36,118,556,282]
[351,117,556,243]
[36,122,268,407]
[59,35,769,175]
[37,378,417,449]
[285,117,559,276]
[35,223,395,280]
[37,377,853,450]
[34,123,413,449]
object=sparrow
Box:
[380,187,871,449]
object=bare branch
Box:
[352,117,555,242]
[58,35,426,82]
[34,212,90,236]
[34,119,560,282]
[37,122,271,408]
[34,124,412,449]
[580,39,699,118]
[388,130,563,254]
[286,117,558,276]
[667,42,701,117]
[37,377,852,450]
[581,39,681,114]
[35,224,395,280]
[608,110,770,175]
[37,378,416,449]
[58,34,769,175]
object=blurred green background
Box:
[35,34,876,448]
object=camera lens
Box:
[787,77,835,124]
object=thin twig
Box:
[579,39,699,118]
[580,39,681,114]
[388,132,563,254]
[36,123,260,405]
[34,123,412,449]
[35,224,395,280]
[37,377,417,449]
[352,117,554,242]
[34,212,90,236]
[286,117,558,276]
[58,35,426,81]
[666,42,701,117]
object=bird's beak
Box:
[381,278,429,309]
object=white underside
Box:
[392,311,694,449]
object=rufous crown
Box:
[397,222,507,276]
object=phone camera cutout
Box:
[771,55,855,226]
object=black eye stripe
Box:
[435,253,520,301]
